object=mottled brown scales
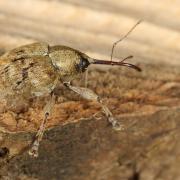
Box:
[0,42,141,157]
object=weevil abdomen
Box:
[0,42,49,62]
[0,43,57,99]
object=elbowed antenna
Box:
[89,56,142,72]
[87,20,143,72]
[110,20,142,62]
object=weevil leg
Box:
[28,93,55,157]
[64,83,123,131]
[84,69,89,88]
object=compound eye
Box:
[76,58,90,72]
[82,58,90,68]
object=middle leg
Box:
[28,92,55,157]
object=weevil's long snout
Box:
[88,56,142,72]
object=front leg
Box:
[64,82,123,131]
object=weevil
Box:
[0,21,141,157]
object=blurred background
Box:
[0,0,180,66]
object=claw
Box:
[108,117,124,131]
[28,140,39,158]
[112,121,125,131]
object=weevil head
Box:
[49,46,91,78]
[49,45,141,81]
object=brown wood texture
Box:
[0,1,179,180]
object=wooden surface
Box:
[0,1,180,180]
